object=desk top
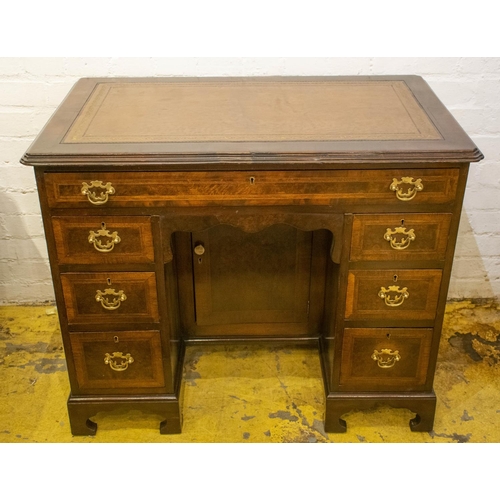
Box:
[21,76,483,167]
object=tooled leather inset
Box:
[63,81,442,144]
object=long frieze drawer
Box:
[69,330,165,391]
[60,272,159,324]
[350,213,452,261]
[345,269,442,321]
[52,216,155,265]
[43,169,460,208]
[339,328,433,391]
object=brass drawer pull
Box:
[104,351,134,371]
[390,177,423,201]
[378,285,409,307]
[88,223,121,253]
[384,226,416,250]
[194,243,205,256]
[81,181,115,205]
[371,348,401,369]
[95,288,127,310]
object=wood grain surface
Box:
[20,76,483,165]
[339,328,433,391]
[44,168,460,208]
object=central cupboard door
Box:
[187,224,318,337]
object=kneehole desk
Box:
[21,76,483,435]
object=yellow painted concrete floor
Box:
[1,300,499,443]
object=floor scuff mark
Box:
[269,410,299,422]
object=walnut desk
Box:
[21,76,483,435]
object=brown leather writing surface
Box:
[64,80,441,143]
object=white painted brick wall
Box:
[0,57,499,303]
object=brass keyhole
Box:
[249,176,255,185]
[114,336,119,343]
[107,277,112,285]
[393,274,398,282]
[194,243,205,264]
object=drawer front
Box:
[44,169,459,208]
[339,328,433,391]
[61,272,159,324]
[345,269,442,321]
[52,216,155,265]
[70,330,165,391]
[350,213,452,262]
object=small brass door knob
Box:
[194,244,205,256]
